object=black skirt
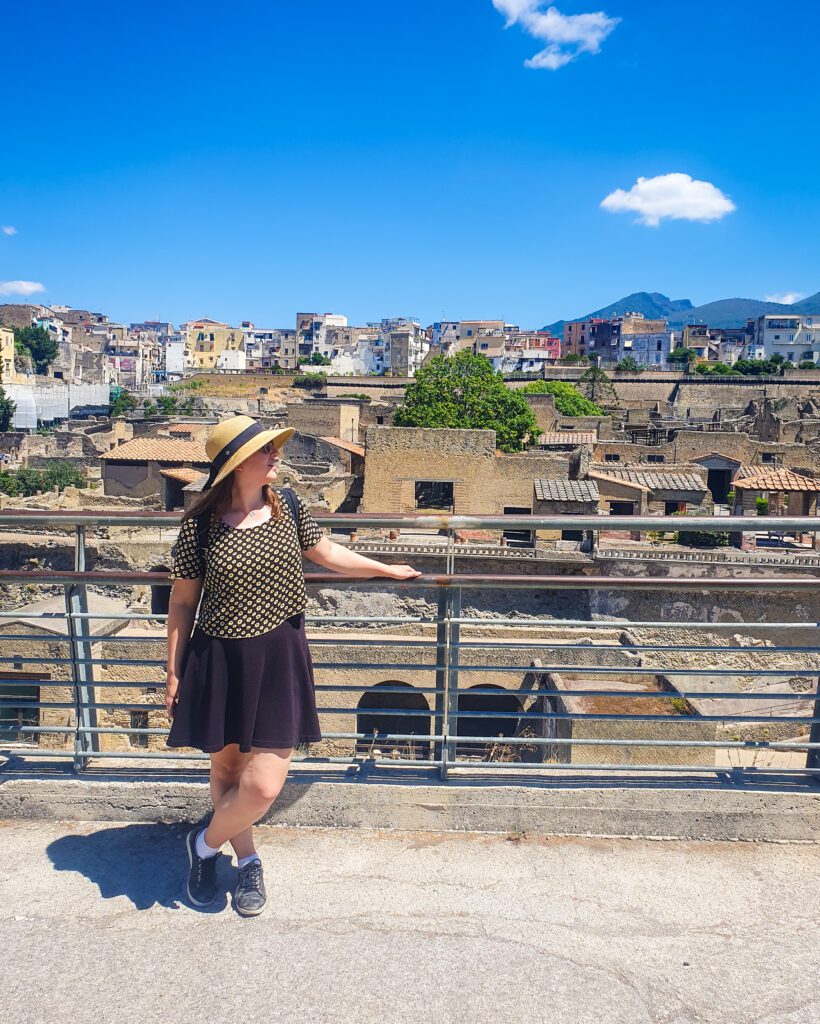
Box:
[166,614,322,754]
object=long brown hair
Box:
[183,474,283,523]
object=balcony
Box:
[0,510,818,784]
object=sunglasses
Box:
[259,442,279,455]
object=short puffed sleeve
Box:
[171,515,205,580]
[296,495,323,551]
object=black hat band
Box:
[204,421,267,489]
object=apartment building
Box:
[1,325,22,384]
[241,323,298,372]
[748,314,820,363]
[182,318,246,371]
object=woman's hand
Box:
[379,563,422,580]
[165,673,180,719]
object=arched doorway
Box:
[356,681,431,760]
[455,684,524,759]
[149,566,172,617]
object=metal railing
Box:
[0,510,819,782]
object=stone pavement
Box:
[1,820,818,1024]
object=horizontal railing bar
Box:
[3,570,820,592]
[2,694,817,720]
[1,511,818,532]
[453,642,820,654]
[2,748,816,774]
[14,652,812,677]
[1,632,818,659]
[449,618,819,629]
[446,762,820,774]
[442,709,820,723]
[2,681,814,701]
[56,728,817,750]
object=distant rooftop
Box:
[534,479,599,503]
[734,468,820,492]
[101,438,209,463]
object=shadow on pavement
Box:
[46,822,231,912]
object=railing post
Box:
[440,585,461,780]
[434,589,448,767]
[66,525,98,771]
[808,676,820,783]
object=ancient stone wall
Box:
[285,400,361,442]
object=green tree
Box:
[298,352,332,366]
[614,356,643,372]
[520,379,603,416]
[799,361,816,369]
[293,372,327,390]
[0,471,21,496]
[0,385,16,431]
[13,326,59,374]
[668,346,698,367]
[557,353,589,365]
[41,461,85,491]
[393,351,539,452]
[111,390,137,416]
[578,365,617,407]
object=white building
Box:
[215,341,247,372]
[749,314,820,363]
[295,312,349,361]
[165,333,186,377]
[4,381,111,430]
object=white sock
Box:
[237,853,261,870]
[195,828,220,860]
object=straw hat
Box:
[203,415,295,490]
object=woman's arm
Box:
[165,576,203,717]
[302,536,421,580]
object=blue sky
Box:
[2,0,819,328]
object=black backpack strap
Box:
[279,487,300,533]
[194,509,212,560]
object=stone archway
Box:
[356,681,431,760]
[149,566,172,617]
[455,684,523,759]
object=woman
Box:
[165,414,420,915]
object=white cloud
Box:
[492,1,620,70]
[765,291,805,305]
[1,226,17,236]
[600,173,737,227]
[0,280,46,297]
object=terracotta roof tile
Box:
[159,467,208,484]
[319,436,365,457]
[101,438,209,463]
[597,468,707,493]
[534,479,599,502]
[733,469,820,492]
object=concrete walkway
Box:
[1,820,817,1024]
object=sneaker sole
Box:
[186,829,216,907]
[235,901,267,918]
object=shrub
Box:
[678,529,729,548]
[520,379,604,416]
[293,372,327,390]
[755,496,769,515]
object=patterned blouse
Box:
[171,492,324,638]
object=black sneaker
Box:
[234,858,266,917]
[185,827,220,907]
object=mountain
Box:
[546,292,693,334]
[545,290,820,333]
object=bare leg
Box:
[204,746,293,851]
[209,745,255,859]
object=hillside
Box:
[546,290,820,332]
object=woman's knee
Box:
[241,770,285,805]
[211,754,245,785]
